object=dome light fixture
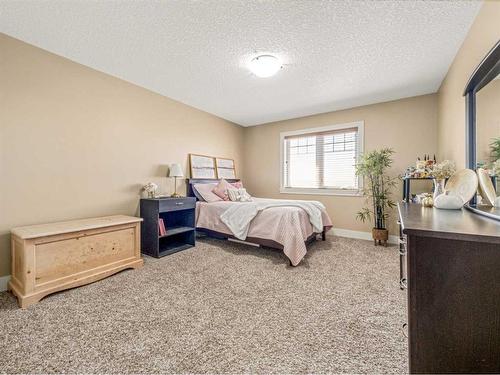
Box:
[248,55,282,78]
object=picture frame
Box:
[189,154,217,178]
[216,157,236,179]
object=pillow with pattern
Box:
[227,188,252,202]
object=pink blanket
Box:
[196,198,332,265]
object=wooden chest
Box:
[9,215,143,308]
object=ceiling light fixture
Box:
[248,55,282,78]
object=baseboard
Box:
[0,275,10,292]
[329,228,398,244]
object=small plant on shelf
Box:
[355,148,397,246]
[142,182,158,198]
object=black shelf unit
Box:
[140,197,196,258]
[402,176,434,202]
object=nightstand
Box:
[140,197,196,258]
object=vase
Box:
[433,178,446,200]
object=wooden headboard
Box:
[186,178,241,200]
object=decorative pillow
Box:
[227,188,252,202]
[193,183,222,203]
[231,181,243,189]
[212,179,236,201]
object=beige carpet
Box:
[0,236,407,374]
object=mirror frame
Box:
[463,40,500,219]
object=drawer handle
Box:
[402,323,408,338]
[398,236,407,255]
[400,278,407,290]
[175,202,184,205]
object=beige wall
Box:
[437,1,500,167]
[0,34,245,277]
[243,94,438,235]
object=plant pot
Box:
[372,228,388,247]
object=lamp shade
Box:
[168,163,183,177]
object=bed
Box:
[187,178,332,266]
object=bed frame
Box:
[187,178,326,263]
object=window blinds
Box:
[283,127,359,190]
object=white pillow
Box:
[227,188,252,202]
[193,183,222,202]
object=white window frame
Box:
[279,121,364,196]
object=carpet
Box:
[0,236,407,374]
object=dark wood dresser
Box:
[398,203,500,374]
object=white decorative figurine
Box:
[433,169,478,210]
[433,193,465,210]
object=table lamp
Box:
[168,163,183,197]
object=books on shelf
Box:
[158,218,167,236]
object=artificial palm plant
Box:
[355,148,397,245]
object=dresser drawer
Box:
[159,198,196,212]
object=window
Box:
[280,122,364,195]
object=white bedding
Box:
[220,198,325,240]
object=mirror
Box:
[464,40,500,220]
[476,72,500,190]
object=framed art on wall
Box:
[216,157,236,179]
[189,154,217,178]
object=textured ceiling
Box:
[0,0,481,126]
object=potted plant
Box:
[355,148,397,246]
